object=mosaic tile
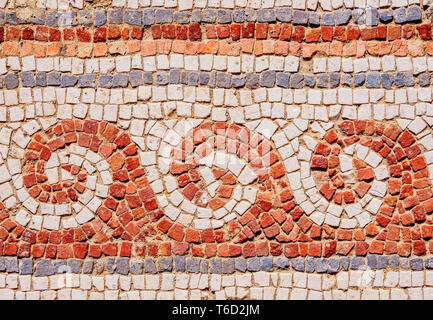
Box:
[0,0,432,300]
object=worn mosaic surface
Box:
[2,0,433,300]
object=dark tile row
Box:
[2,6,424,28]
[1,255,432,276]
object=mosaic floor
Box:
[0,0,433,300]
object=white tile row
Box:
[1,270,433,299]
[3,100,433,129]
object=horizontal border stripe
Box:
[0,38,431,58]
[0,6,426,28]
[0,24,431,43]
[0,255,431,276]
[0,71,430,90]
